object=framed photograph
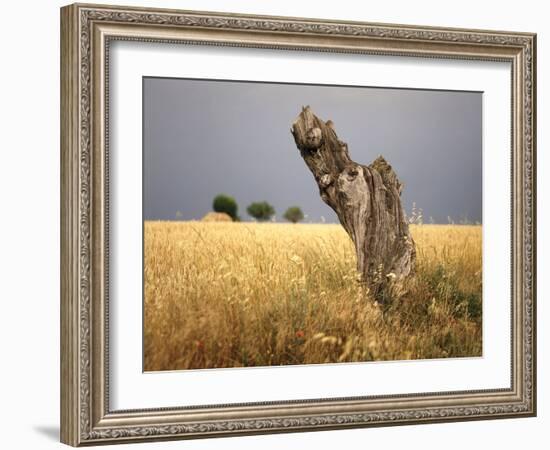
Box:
[60,3,536,446]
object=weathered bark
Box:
[291,106,415,300]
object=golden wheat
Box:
[144,222,482,371]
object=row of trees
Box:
[213,194,304,223]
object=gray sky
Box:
[144,77,482,224]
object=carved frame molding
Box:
[61,3,536,446]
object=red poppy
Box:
[295,330,305,339]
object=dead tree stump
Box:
[291,106,416,300]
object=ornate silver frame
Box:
[60,3,536,446]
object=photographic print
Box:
[143,77,482,372]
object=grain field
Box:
[144,222,482,371]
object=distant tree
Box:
[212,194,238,221]
[247,201,275,222]
[283,206,304,223]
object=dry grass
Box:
[144,222,482,371]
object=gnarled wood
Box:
[291,106,416,300]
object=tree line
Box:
[212,194,304,223]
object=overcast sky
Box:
[143,77,482,224]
